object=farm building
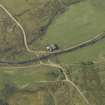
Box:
[46,44,59,52]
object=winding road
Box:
[0,3,100,105]
[0,31,105,65]
[0,4,105,64]
[0,59,91,104]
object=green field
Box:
[0,65,63,99]
[42,0,105,63]
[2,0,105,63]
[0,65,61,86]
[0,0,105,105]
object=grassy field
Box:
[1,0,105,63]
[0,65,63,100]
[7,90,55,105]
[0,0,78,61]
[0,65,61,86]
[0,0,105,105]
[42,0,105,63]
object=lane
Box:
[0,30,105,65]
[40,61,91,105]
[50,31,105,55]
[13,60,90,105]
[0,3,96,105]
[0,4,105,67]
[0,59,91,105]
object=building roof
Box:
[46,44,58,52]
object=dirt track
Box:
[0,4,105,65]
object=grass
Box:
[0,0,105,104]
[0,65,61,86]
[42,0,105,63]
[0,0,74,62]
[59,39,105,63]
[7,90,55,105]
[1,0,105,63]
[0,65,62,100]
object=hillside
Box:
[0,0,105,105]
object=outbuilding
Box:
[46,44,59,52]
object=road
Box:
[0,4,105,65]
[40,61,91,105]
[0,59,91,105]
[0,3,99,105]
